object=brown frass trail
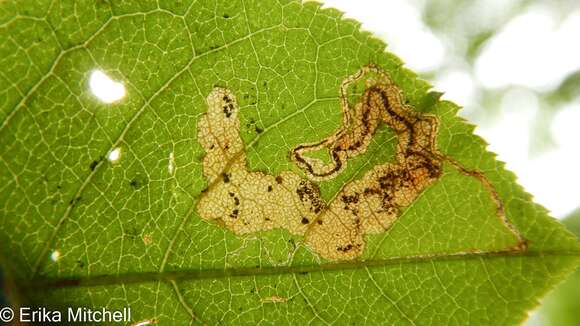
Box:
[299,65,445,260]
[196,64,527,261]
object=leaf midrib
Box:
[24,249,580,291]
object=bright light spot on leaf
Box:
[322,0,445,72]
[50,250,60,262]
[108,147,122,163]
[168,152,175,174]
[89,70,126,103]
[475,7,580,91]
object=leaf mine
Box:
[196,88,321,236]
[196,65,527,261]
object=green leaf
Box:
[0,0,578,325]
[531,209,580,326]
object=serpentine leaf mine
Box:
[196,64,526,261]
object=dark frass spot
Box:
[336,244,353,252]
[223,104,235,118]
[129,174,148,190]
[301,217,310,224]
[89,160,98,171]
[68,196,82,207]
[124,225,139,239]
[89,155,104,171]
[228,192,240,206]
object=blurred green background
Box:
[321,1,580,325]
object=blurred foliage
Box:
[422,0,530,63]
[417,0,580,158]
[547,70,580,105]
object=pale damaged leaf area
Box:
[197,65,526,261]
[0,0,579,325]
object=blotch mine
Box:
[195,65,526,261]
